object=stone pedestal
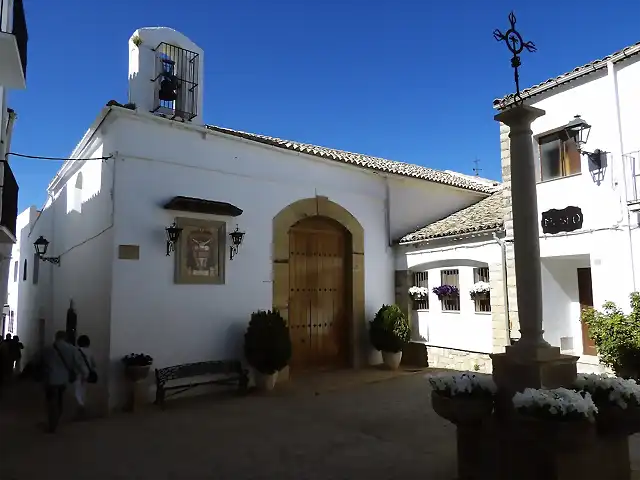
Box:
[456,419,631,480]
[125,380,148,412]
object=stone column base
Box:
[490,349,579,417]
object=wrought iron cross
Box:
[494,12,536,106]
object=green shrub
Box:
[244,310,292,375]
[369,304,411,353]
[582,293,640,378]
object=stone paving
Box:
[1,371,640,479]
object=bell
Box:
[159,73,179,102]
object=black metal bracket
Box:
[39,255,60,266]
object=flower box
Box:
[469,281,491,300]
[512,387,598,450]
[408,286,429,301]
[428,373,496,425]
[432,284,460,300]
[574,373,640,436]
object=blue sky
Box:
[8,0,640,212]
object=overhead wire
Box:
[5,152,113,162]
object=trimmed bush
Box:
[369,304,411,353]
[244,310,292,375]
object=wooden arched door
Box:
[288,217,349,370]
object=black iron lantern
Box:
[229,225,245,260]
[564,115,591,152]
[34,236,60,265]
[33,236,49,257]
[165,222,183,256]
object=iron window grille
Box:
[151,42,199,121]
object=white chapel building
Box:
[7,27,499,411]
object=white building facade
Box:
[10,27,497,412]
[497,42,640,373]
[392,42,640,375]
[0,0,27,336]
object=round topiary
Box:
[369,304,411,353]
[244,309,292,375]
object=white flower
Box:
[574,373,640,409]
[512,387,598,419]
[427,373,497,396]
[470,281,491,294]
[409,286,429,298]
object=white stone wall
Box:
[426,346,492,374]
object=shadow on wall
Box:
[28,161,115,414]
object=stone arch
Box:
[272,196,365,371]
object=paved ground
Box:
[0,371,639,480]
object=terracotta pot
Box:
[514,414,596,450]
[255,370,278,391]
[431,391,494,425]
[125,365,151,382]
[596,402,640,436]
[382,351,402,370]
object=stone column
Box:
[493,105,556,359]
[490,105,577,404]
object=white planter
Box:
[382,351,402,370]
[255,370,279,391]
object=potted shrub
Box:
[429,373,496,425]
[469,281,491,301]
[122,353,153,382]
[432,284,460,300]
[369,304,411,370]
[512,387,597,449]
[244,309,292,391]
[574,373,640,436]
[582,293,640,379]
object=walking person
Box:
[11,335,24,375]
[42,331,88,433]
[0,334,13,393]
[74,335,97,420]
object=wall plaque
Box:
[541,206,583,235]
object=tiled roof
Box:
[206,125,499,194]
[494,41,640,109]
[398,192,504,243]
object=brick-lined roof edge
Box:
[494,41,640,109]
[398,192,504,243]
[206,125,499,194]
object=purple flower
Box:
[432,285,460,298]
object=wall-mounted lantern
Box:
[229,225,245,260]
[165,222,183,256]
[33,236,60,265]
[564,115,592,153]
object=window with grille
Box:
[412,271,429,310]
[440,269,460,311]
[473,267,491,313]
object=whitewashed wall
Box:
[398,238,501,354]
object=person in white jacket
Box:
[75,335,97,419]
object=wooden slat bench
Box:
[154,360,249,408]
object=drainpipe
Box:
[608,60,637,291]
[492,232,511,344]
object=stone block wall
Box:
[497,123,520,344]
[426,346,492,374]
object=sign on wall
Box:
[541,206,583,235]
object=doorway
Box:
[288,217,350,370]
[577,267,596,356]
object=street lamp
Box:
[33,236,60,265]
[229,225,245,260]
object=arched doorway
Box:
[288,217,350,369]
[272,196,365,373]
